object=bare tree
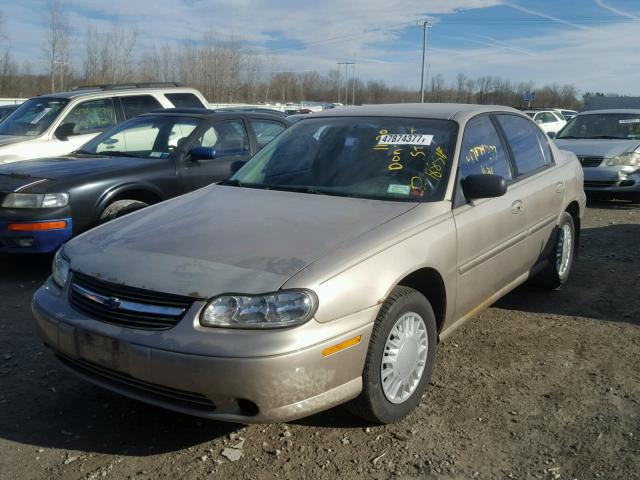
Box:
[44,1,70,92]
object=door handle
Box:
[511,200,524,214]
[555,182,565,193]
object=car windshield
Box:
[80,115,201,158]
[556,113,640,140]
[231,116,458,202]
[0,97,68,137]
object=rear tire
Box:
[99,199,148,223]
[532,212,575,290]
[346,286,437,424]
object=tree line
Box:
[0,3,581,109]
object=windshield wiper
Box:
[260,184,354,197]
[103,151,141,158]
[585,135,629,140]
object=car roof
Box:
[576,109,640,115]
[311,103,523,122]
[34,86,202,100]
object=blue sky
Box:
[1,0,639,94]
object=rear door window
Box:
[63,98,117,134]
[251,119,287,148]
[496,114,549,176]
[164,93,206,108]
[459,116,512,180]
[120,95,163,119]
[195,120,250,157]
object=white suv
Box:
[0,83,208,164]
[523,110,567,136]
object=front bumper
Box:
[583,166,640,194]
[0,206,72,253]
[31,279,375,423]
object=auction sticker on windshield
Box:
[619,118,640,124]
[378,134,433,146]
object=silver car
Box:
[32,104,586,424]
[555,109,640,201]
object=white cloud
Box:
[1,0,640,95]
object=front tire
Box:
[346,286,437,424]
[99,199,149,224]
[533,212,575,290]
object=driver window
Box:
[64,98,116,135]
[459,116,512,181]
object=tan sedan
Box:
[32,104,586,424]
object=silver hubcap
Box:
[380,312,429,404]
[556,223,573,278]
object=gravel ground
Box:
[0,201,638,480]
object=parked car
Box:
[221,107,288,118]
[0,104,19,123]
[0,83,208,165]
[0,109,289,253]
[524,109,566,135]
[555,109,640,201]
[554,109,578,120]
[32,104,585,424]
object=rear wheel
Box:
[99,199,148,223]
[533,212,575,290]
[346,286,437,424]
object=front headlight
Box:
[1,192,69,209]
[51,249,70,288]
[200,290,317,329]
[606,152,640,167]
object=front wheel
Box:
[532,212,575,290]
[99,199,149,224]
[346,286,437,424]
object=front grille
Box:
[56,353,216,411]
[578,156,604,168]
[584,180,618,189]
[70,272,195,330]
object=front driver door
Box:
[452,114,528,321]
[179,118,252,191]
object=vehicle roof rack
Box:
[71,82,183,91]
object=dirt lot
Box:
[0,201,638,480]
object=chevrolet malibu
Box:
[32,104,586,424]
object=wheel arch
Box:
[396,267,447,335]
[94,184,165,221]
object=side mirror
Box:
[461,174,507,200]
[54,123,76,141]
[190,146,216,161]
[547,131,556,139]
[230,160,246,175]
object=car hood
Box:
[0,155,154,185]
[554,138,640,158]
[0,135,27,147]
[66,186,419,298]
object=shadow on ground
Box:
[495,223,640,326]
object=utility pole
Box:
[337,62,341,104]
[418,18,432,103]
[351,54,356,106]
[338,61,355,105]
